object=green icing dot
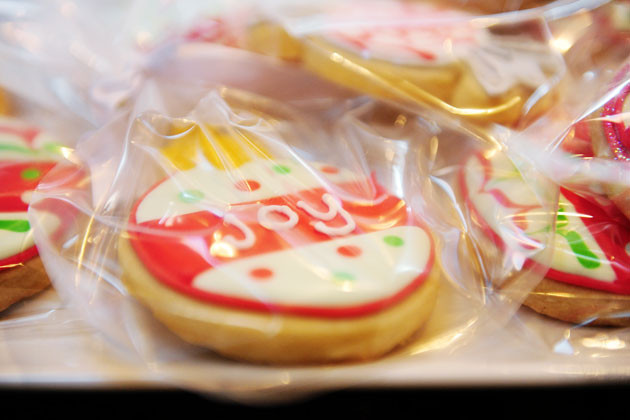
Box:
[272,165,291,174]
[333,271,355,281]
[20,168,41,180]
[383,235,404,247]
[178,189,204,203]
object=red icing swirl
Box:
[461,151,630,294]
[602,82,630,161]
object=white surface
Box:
[1,288,629,403]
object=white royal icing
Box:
[134,159,359,224]
[0,116,61,162]
[298,193,357,236]
[297,193,341,221]
[222,213,256,250]
[192,225,430,307]
[0,211,60,262]
[257,205,300,231]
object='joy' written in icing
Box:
[223,193,356,250]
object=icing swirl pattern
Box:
[461,151,630,294]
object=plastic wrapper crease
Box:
[0,0,629,396]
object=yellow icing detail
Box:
[161,122,272,170]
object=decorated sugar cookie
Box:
[589,70,630,221]
[119,125,440,364]
[248,0,564,125]
[0,116,64,311]
[460,150,630,326]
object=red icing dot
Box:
[249,268,273,280]
[320,165,339,174]
[234,179,261,192]
[337,245,362,257]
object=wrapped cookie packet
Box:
[0,90,87,317]
[467,58,630,357]
[29,69,512,367]
[0,0,629,398]
[242,0,575,127]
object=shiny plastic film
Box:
[241,0,616,128]
[483,54,630,361]
[0,88,93,386]
[26,76,517,367]
[0,89,80,306]
[1,0,630,399]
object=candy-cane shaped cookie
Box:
[0,117,65,311]
[120,158,440,364]
[247,0,563,125]
[460,150,630,326]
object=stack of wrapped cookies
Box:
[0,0,629,401]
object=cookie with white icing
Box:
[120,155,440,364]
[460,150,630,326]
[247,0,563,125]
[0,116,64,311]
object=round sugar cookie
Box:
[460,150,630,326]
[0,116,65,311]
[120,157,440,364]
[248,0,563,125]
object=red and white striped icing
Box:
[128,159,435,317]
[461,150,630,294]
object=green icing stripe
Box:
[556,206,569,229]
[556,205,601,269]
[557,230,601,269]
[0,220,30,233]
[0,143,37,155]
